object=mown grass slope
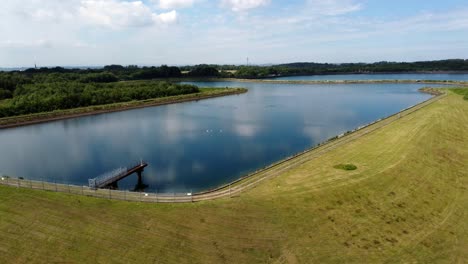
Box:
[0,91,467,263]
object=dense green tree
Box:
[130,66,181,79]
[80,72,119,83]
[0,89,12,99]
[0,81,199,118]
[103,65,126,72]
[187,65,220,77]
[0,73,32,91]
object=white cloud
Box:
[379,9,468,33]
[157,0,195,9]
[73,41,97,48]
[7,0,78,22]
[153,10,178,24]
[29,8,74,21]
[306,0,362,16]
[0,39,53,49]
[222,0,270,12]
[79,0,177,28]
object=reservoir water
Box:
[0,76,455,193]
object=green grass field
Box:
[0,90,467,263]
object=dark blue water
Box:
[269,73,468,81]
[0,81,433,193]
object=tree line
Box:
[231,59,468,78]
[3,59,468,86]
[0,80,199,118]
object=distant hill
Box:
[278,59,468,72]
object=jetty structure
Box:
[88,161,148,189]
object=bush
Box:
[0,89,12,99]
[80,72,119,83]
[333,164,358,171]
[450,88,468,101]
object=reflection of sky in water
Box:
[0,82,432,193]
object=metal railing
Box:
[89,167,127,188]
[0,176,195,203]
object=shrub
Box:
[334,164,358,171]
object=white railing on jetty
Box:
[88,167,127,188]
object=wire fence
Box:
[0,92,446,203]
[0,177,197,203]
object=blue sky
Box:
[1,0,467,67]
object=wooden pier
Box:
[88,161,148,189]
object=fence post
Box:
[109,188,111,199]
[68,184,71,193]
[81,185,84,195]
[17,178,20,188]
[55,181,57,192]
[30,179,33,189]
[42,180,45,190]
[124,190,127,201]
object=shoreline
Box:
[172,77,468,86]
[214,78,468,86]
[241,71,468,79]
[0,89,447,202]
[0,88,247,129]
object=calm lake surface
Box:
[270,73,468,81]
[0,77,445,193]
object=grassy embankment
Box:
[451,87,468,100]
[0,90,467,263]
[0,87,246,128]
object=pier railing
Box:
[89,167,127,189]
